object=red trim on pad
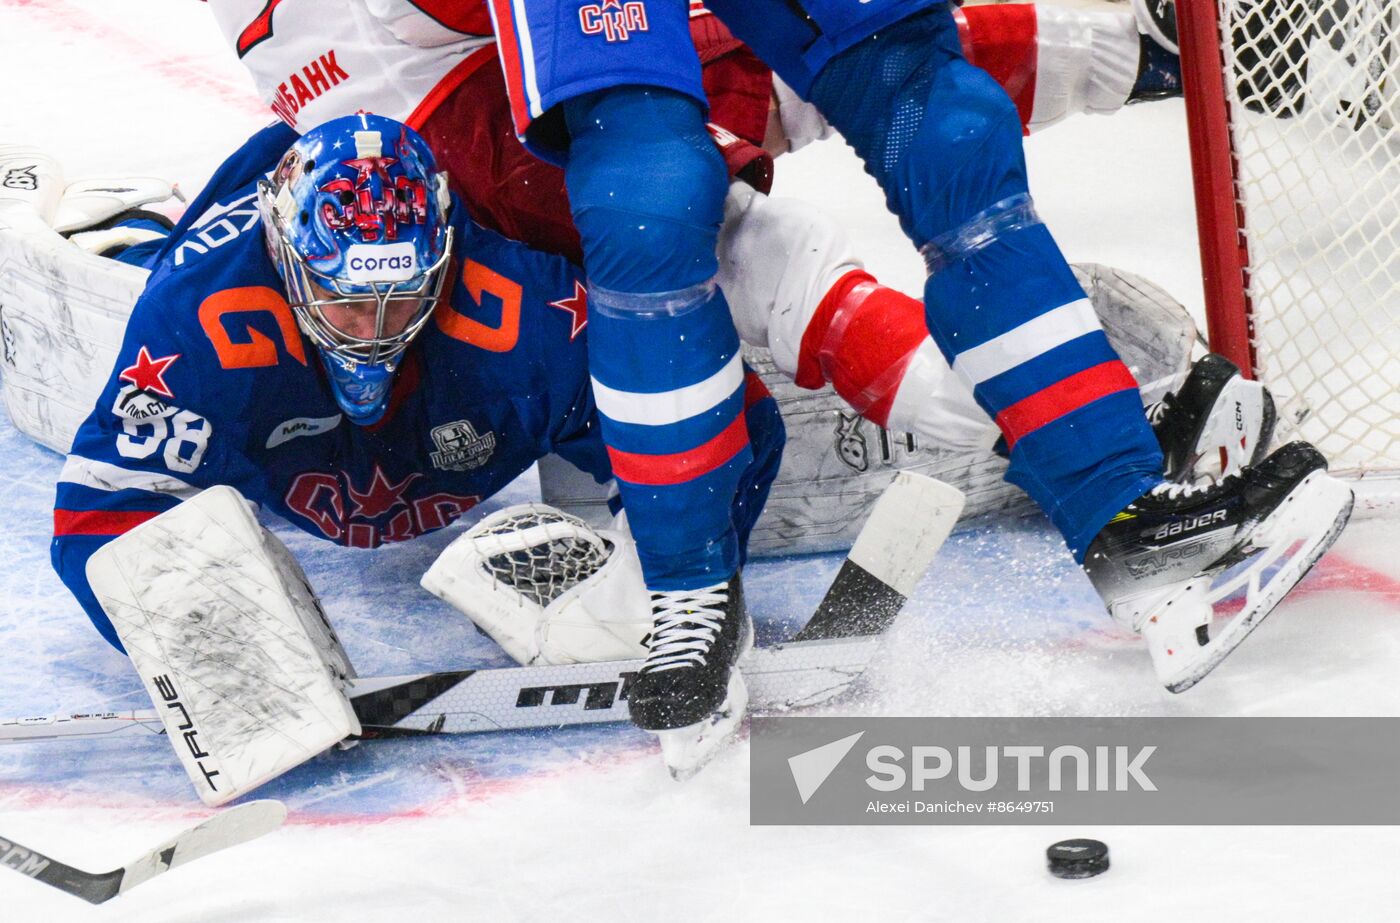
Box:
[743,372,771,409]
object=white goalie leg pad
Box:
[0,220,145,452]
[0,146,166,452]
[86,486,360,806]
[421,504,652,665]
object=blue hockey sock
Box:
[809,8,1163,560]
[563,86,752,589]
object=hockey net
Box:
[1180,0,1400,480]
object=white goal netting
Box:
[1212,0,1400,474]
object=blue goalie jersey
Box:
[51,150,611,648]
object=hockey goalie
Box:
[0,0,1352,794]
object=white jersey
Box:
[206,0,494,131]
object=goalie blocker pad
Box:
[86,485,359,806]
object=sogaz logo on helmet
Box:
[345,242,417,283]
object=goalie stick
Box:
[1,639,881,742]
[0,800,286,904]
[1,472,964,744]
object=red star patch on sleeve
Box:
[118,347,180,399]
[548,280,588,340]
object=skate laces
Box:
[1146,392,1179,427]
[1146,470,1238,502]
[643,583,729,673]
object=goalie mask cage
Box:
[1179,0,1400,482]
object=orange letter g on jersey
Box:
[434,260,522,353]
[198,286,308,369]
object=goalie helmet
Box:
[257,112,454,425]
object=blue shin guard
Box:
[809,8,1163,559]
[564,87,754,588]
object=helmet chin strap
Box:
[317,350,396,426]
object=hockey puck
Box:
[1046,839,1109,879]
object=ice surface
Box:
[2,1,1400,920]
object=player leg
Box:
[485,0,755,764]
[711,0,1352,690]
[767,2,1181,151]
[811,7,1349,691]
[718,180,1269,487]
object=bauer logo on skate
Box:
[751,717,1400,825]
[578,0,649,41]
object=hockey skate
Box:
[1150,352,1276,484]
[628,575,752,780]
[1085,441,1353,692]
[1130,0,1178,56]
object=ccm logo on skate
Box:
[516,673,639,711]
[1153,509,1227,540]
[152,674,222,793]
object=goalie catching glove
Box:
[421,504,652,666]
